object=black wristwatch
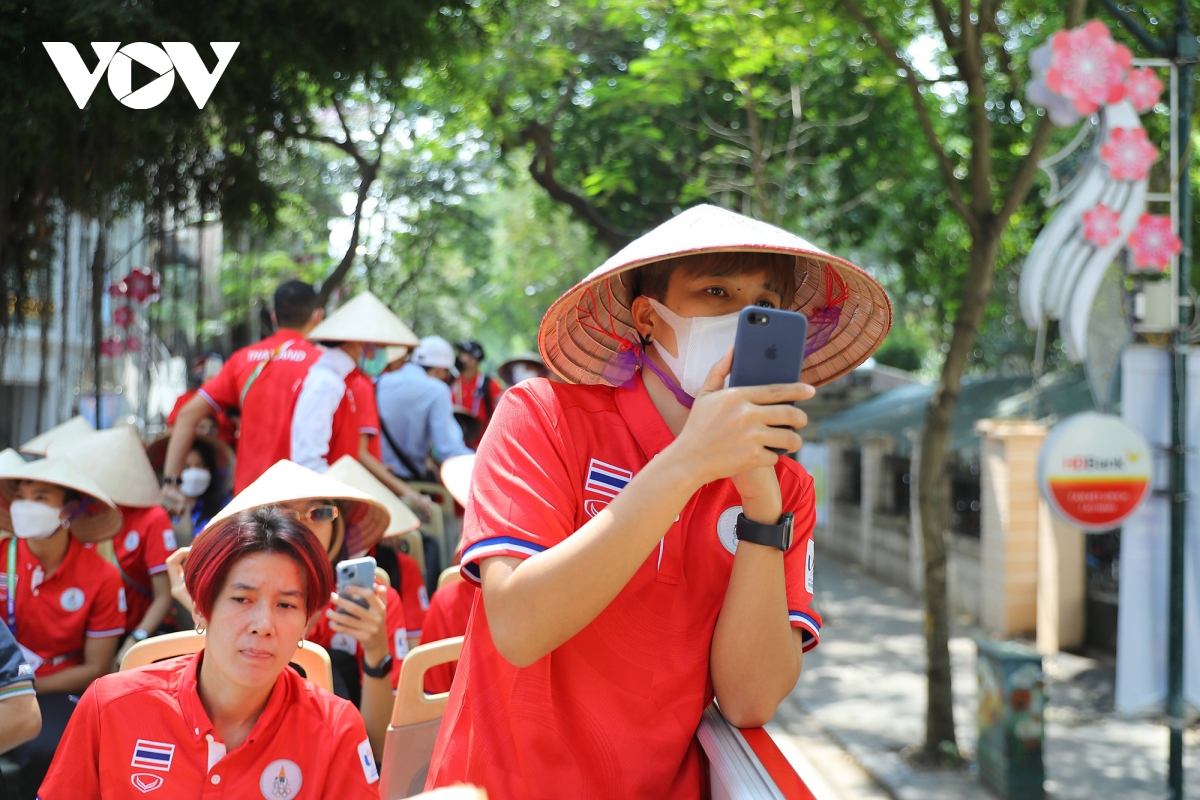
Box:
[735,512,795,552]
[362,653,394,679]
[161,476,181,487]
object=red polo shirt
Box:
[168,391,237,448]
[113,505,178,632]
[1,537,125,678]
[450,373,503,447]
[347,369,384,461]
[427,374,821,799]
[38,651,380,799]
[198,330,321,493]
[419,578,475,694]
[306,585,407,689]
[396,552,428,639]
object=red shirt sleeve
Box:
[39,680,103,796]
[140,506,179,575]
[86,562,128,639]
[319,701,381,797]
[354,374,381,437]
[397,553,427,637]
[781,463,821,651]
[458,387,577,584]
[384,585,407,689]
[198,359,240,412]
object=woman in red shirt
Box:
[40,507,381,798]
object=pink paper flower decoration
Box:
[112,306,134,327]
[1124,67,1164,113]
[1100,127,1158,181]
[1128,214,1182,271]
[1083,204,1122,247]
[1045,21,1132,115]
[100,337,125,358]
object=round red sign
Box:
[1038,413,1153,531]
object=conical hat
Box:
[0,448,26,475]
[498,352,549,385]
[538,204,892,388]
[325,456,421,537]
[200,460,389,555]
[0,456,123,543]
[440,454,475,508]
[307,292,420,347]
[145,430,235,498]
[47,426,161,508]
[19,416,95,456]
[385,346,410,365]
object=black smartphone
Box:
[729,307,809,453]
[335,556,376,611]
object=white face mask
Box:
[510,364,540,383]
[179,467,212,499]
[10,500,66,540]
[647,298,740,399]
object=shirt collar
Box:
[615,371,676,461]
[178,650,295,745]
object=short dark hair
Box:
[185,506,334,620]
[273,280,320,329]
[631,251,798,307]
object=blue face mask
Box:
[358,346,389,378]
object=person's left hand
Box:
[326,584,390,667]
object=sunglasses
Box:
[287,504,340,524]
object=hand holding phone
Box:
[335,556,376,611]
[729,307,809,453]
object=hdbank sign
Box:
[1037,412,1153,532]
[43,42,239,110]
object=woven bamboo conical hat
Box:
[0,455,122,543]
[199,460,389,555]
[538,204,892,388]
[48,426,161,508]
[498,352,549,385]
[145,430,235,498]
[307,292,420,347]
[440,455,475,508]
[325,456,421,537]
[19,416,95,456]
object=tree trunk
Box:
[318,162,377,307]
[918,226,1001,761]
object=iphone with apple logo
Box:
[729,307,809,454]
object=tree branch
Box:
[843,0,973,226]
[958,0,993,217]
[1096,0,1171,55]
[929,0,961,50]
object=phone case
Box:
[335,556,376,610]
[729,307,809,389]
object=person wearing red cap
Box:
[427,205,892,798]
[160,280,325,504]
[39,507,380,798]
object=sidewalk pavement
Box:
[769,554,1200,799]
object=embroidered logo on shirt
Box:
[417,586,429,611]
[124,531,140,552]
[130,773,164,793]
[130,739,175,772]
[357,737,380,784]
[17,663,33,678]
[393,628,410,659]
[584,459,633,517]
[330,633,357,655]
[59,587,85,613]
[118,587,128,614]
[260,759,303,799]
[163,529,178,551]
[716,506,742,555]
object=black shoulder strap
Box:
[481,375,496,418]
[375,382,428,480]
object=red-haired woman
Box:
[39,507,380,798]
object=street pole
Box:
[1167,0,1193,797]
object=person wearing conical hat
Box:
[0,456,125,790]
[17,415,95,457]
[428,205,892,798]
[50,427,184,661]
[161,280,326,508]
[497,352,551,386]
[166,460,408,758]
[145,430,235,544]
[451,341,503,449]
[292,291,433,517]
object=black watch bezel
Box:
[362,652,394,679]
[735,511,795,552]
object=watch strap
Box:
[735,512,794,551]
[362,652,393,679]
